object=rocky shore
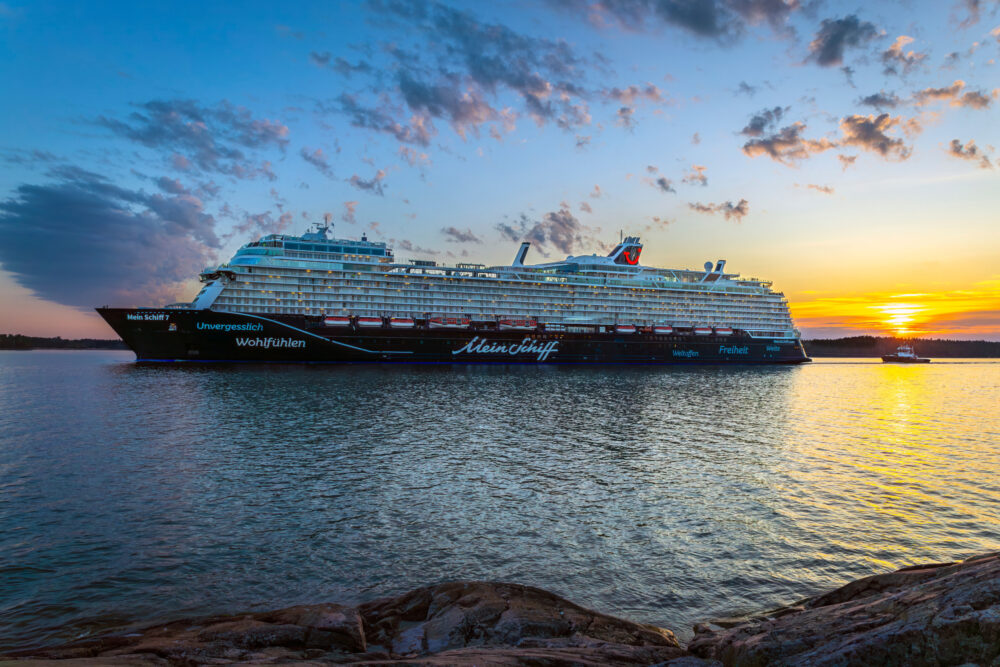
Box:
[4,551,997,666]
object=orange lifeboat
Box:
[323,316,351,327]
[498,318,536,331]
[693,326,712,336]
[653,325,673,334]
[429,317,471,329]
[389,317,415,328]
[714,327,733,336]
[615,324,637,334]
[356,317,384,327]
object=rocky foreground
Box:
[4,552,998,666]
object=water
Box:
[1,351,998,650]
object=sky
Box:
[1,0,998,340]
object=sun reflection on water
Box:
[786,360,1000,573]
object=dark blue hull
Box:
[96,308,812,365]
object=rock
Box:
[357,581,686,664]
[7,555,999,665]
[4,581,686,665]
[688,551,1000,666]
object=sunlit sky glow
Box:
[1,0,998,339]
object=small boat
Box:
[498,318,537,331]
[389,317,415,328]
[693,326,712,336]
[653,325,673,334]
[882,344,930,363]
[714,327,733,336]
[356,317,384,327]
[615,324,637,334]
[429,317,471,329]
[323,316,351,327]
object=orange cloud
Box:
[791,277,1000,338]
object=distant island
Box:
[803,335,1000,358]
[0,334,128,350]
[3,333,999,357]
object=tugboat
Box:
[882,344,930,363]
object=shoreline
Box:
[5,551,997,665]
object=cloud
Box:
[397,71,498,138]
[579,201,593,213]
[349,0,593,142]
[275,24,304,40]
[838,114,911,160]
[495,206,596,255]
[954,0,985,27]
[309,51,331,67]
[590,184,602,198]
[575,134,592,149]
[342,200,358,224]
[838,154,858,170]
[692,132,701,144]
[0,168,218,308]
[602,83,664,105]
[654,177,675,193]
[398,145,431,167]
[154,176,188,195]
[554,0,800,41]
[334,93,433,146]
[230,210,294,239]
[390,238,440,256]
[311,51,374,77]
[742,121,836,164]
[682,164,708,186]
[441,226,483,243]
[800,183,835,194]
[740,105,788,137]
[948,138,994,168]
[300,146,334,177]
[736,81,757,96]
[1,148,60,166]
[913,79,997,108]
[807,15,878,67]
[615,106,636,129]
[688,198,749,221]
[881,35,926,76]
[97,99,289,178]
[348,169,387,195]
[858,91,902,109]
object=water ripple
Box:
[0,352,998,650]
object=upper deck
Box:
[204,225,778,297]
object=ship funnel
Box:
[513,242,530,266]
[714,259,726,273]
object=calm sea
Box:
[1,351,998,650]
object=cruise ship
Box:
[97,223,810,364]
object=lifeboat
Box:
[714,327,733,336]
[389,317,415,328]
[653,325,674,334]
[693,326,712,336]
[356,317,384,327]
[429,317,471,329]
[323,316,351,327]
[498,318,537,330]
[615,324,637,334]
